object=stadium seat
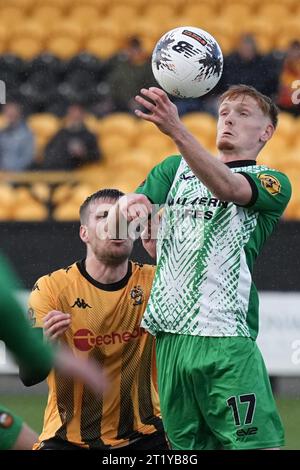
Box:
[35,0,73,14]
[181,4,216,21]
[69,5,101,26]
[87,20,121,41]
[85,37,120,59]
[101,134,132,159]
[7,0,36,13]
[32,6,63,25]
[0,184,15,211]
[13,197,48,221]
[52,184,74,206]
[277,113,298,143]
[8,38,43,59]
[107,5,138,22]
[11,21,45,42]
[28,114,61,139]
[53,202,80,221]
[0,25,8,44]
[31,182,51,203]
[182,113,216,139]
[143,4,176,21]
[221,3,252,21]
[99,114,139,141]
[0,7,24,24]
[46,37,81,59]
[258,4,291,22]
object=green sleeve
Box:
[0,283,54,383]
[238,170,292,215]
[135,155,182,204]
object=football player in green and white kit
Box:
[108,85,291,450]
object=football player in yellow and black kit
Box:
[20,188,167,450]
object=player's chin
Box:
[217,139,235,151]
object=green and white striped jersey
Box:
[136,156,291,339]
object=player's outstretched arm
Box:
[135,87,253,206]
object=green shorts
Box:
[156,334,285,450]
[0,405,23,450]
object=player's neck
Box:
[85,256,129,285]
[218,151,257,164]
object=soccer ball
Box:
[151,26,223,99]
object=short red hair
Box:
[219,84,279,128]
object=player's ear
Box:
[260,123,274,143]
[80,225,89,243]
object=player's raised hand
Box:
[118,193,152,222]
[106,193,152,240]
[43,310,71,341]
[135,87,183,137]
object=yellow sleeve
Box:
[28,275,57,329]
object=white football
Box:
[151,26,223,98]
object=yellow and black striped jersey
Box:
[29,260,160,449]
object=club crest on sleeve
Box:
[257,173,281,195]
[0,412,14,429]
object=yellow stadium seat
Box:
[84,115,101,135]
[28,114,61,139]
[87,20,121,41]
[278,18,299,40]
[101,134,132,158]
[13,200,48,221]
[243,17,275,37]
[85,36,121,59]
[7,0,36,13]
[277,113,298,143]
[69,184,94,206]
[106,149,156,177]
[107,5,137,22]
[32,6,63,25]
[70,5,100,23]
[136,133,174,156]
[49,20,84,40]
[35,0,73,14]
[8,37,43,59]
[259,4,291,22]
[262,0,296,11]
[31,183,51,203]
[11,21,45,41]
[143,4,176,21]
[182,4,216,21]
[99,114,139,141]
[46,37,81,59]
[52,184,73,206]
[138,119,162,137]
[0,25,8,43]
[0,7,24,23]
[0,207,13,221]
[71,0,110,9]
[221,3,252,20]
[53,203,80,221]
[184,0,219,6]
[0,184,15,209]
[182,113,216,138]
